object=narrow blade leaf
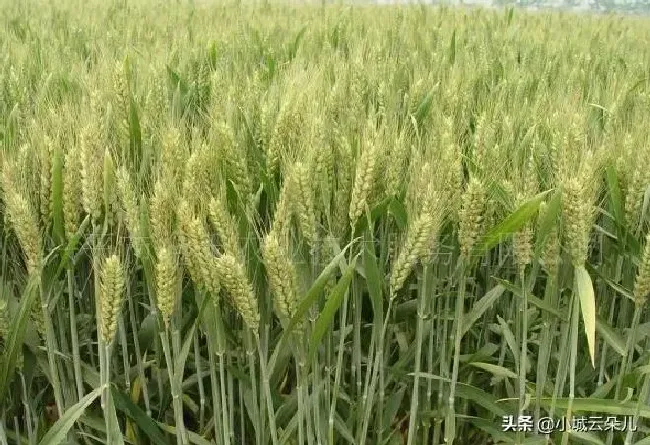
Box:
[596,316,626,357]
[0,276,39,400]
[309,260,356,362]
[461,284,505,337]
[476,190,550,258]
[51,144,65,243]
[363,234,383,322]
[38,386,103,445]
[269,240,356,373]
[575,266,597,368]
[112,386,169,445]
[468,362,518,380]
[534,189,561,257]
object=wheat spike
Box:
[262,229,299,325]
[333,130,354,237]
[80,124,104,221]
[99,254,125,344]
[634,233,650,307]
[161,126,186,183]
[4,190,42,275]
[213,253,260,331]
[116,167,143,258]
[458,177,487,260]
[63,144,83,240]
[349,142,377,228]
[390,193,443,296]
[208,193,244,262]
[538,202,561,278]
[103,148,117,227]
[39,135,54,227]
[149,177,175,252]
[272,174,294,242]
[183,147,215,211]
[156,246,179,329]
[178,201,220,296]
[216,123,251,199]
[291,161,318,246]
[562,177,592,267]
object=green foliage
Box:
[0,2,649,444]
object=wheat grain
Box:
[213,254,259,331]
[262,229,299,325]
[634,233,650,306]
[80,123,104,221]
[349,142,377,228]
[63,144,83,240]
[178,201,220,296]
[156,246,179,328]
[116,167,143,258]
[458,177,486,259]
[99,254,125,344]
[149,177,176,252]
[208,192,244,261]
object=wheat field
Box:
[0,1,650,444]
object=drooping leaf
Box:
[468,417,517,444]
[363,234,383,322]
[412,373,513,417]
[448,29,456,65]
[309,260,356,362]
[388,198,408,231]
[475,190,550,260]
[287,241,353,336]
[50,143,65,244]
[413,85,438,128]
[353,197,391,236]
[0,275,39,400]
[157,422,212,445]
[333,413,356,444]
[173,323,197,390]
[461,284,505,337]
[55,215,91,276]
[468,362,518,380]
[129,97,142,170]
[596,316,626,357]
[112,385,169,445]
[537,397,650,418]
[287,26,307,61]
[456,387,510,420]
[574,266,596,368]
[494,277,565,320]
[38,386,103,445]
[534,189,561,257]
[269,240,356,374]
[590,378,615,399]
[605,164,624,231]
[585,262,635,303]
[496,315,519,371]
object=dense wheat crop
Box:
[1,1,650,444]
